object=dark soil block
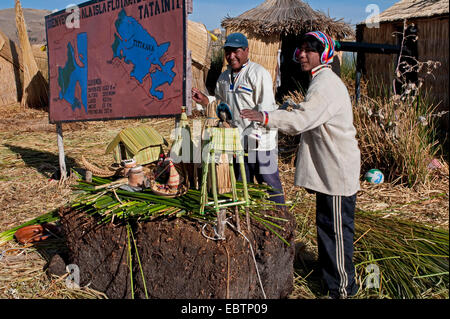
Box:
[59,207,296,299]
[59,208,132,298]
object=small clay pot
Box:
[128,166,145,187]
[121,159,137,177]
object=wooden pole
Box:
[56,123,67,181]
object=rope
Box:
[201,223,225,241]
[200,219,267,299]
[225,220,267,299]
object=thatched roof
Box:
[106,126,167,155]
[363,0,449,24]
[221,0,354,39]
[106,125,168,165]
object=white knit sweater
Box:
[266,65,361,196]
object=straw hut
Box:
[0,29,23,107]
[105,125,168,166]
[221,0,354,98]
[188,20,212,109]
[356,0,449,115]
[15,0,48,109]
[0,30,50,107]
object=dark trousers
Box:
[316,192,358,298]
[234,150,285,204]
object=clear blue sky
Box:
[1,0,398,29]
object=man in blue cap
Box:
[192,33,285,205]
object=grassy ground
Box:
[0,103,448,299]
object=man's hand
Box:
[240,109,264,123]
[192,88,209,107]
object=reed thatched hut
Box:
[106,125,168,166]
[0,29,23,107]
[221,0,354,98]
[356,0,449,116]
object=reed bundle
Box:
[354,210,449,298]
[15,0,48,109]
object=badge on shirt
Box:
[237,85,253,93]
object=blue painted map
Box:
[58,32,88,112]
[112,9,176,100]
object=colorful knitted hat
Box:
[304,31,336,65]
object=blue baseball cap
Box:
[224,33,248,48]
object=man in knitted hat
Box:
[192,32,285,205]
[241,31,361,299]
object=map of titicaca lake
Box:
[112,9,176,101]
[48,0,184,122]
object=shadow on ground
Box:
[5,144,77,179]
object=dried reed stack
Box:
[15,0,48,109]
[0,29,23,107]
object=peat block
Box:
[59,207,296,299]
[59,208,132,298]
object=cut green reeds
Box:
[354,210,449,299]
[68,176,287,227]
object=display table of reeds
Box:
[50,173,295,299]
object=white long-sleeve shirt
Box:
[208,60,278,151]
[266,65,361,196]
